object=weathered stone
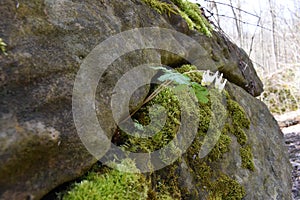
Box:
[223,83,292,199]
[0,0,166,198]
[284,132,300,200]
[0,0,286,199]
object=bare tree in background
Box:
[229,0,243,46]
[202,0,300,114]
[268,0,279,69]
[208,0,221,26]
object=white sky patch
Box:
[188,0,298,33]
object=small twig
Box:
[118,80,173,124]
[183,70,203,75]
[203,0,260,18]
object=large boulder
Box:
[222,83,291,199]
[0,0,288,199]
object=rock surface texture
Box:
[224,83,292,199]
[285,130,300,200]
[0,0,291,199]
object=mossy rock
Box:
[0,0,286,199]
[141,0,213,36]
[60,65,254,199]
[55,64,290,199]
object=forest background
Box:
[191,0,300,115]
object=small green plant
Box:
[152,66,209,103]
[120,66,208,124]
[0,38,7,55]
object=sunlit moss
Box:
[0,38,7,55]
[175,64,197,73]
[62,159,149,200]
[170,0,212,36]
[141,0,177,15]
[141,0,212,36]
[118,64,254,199]
[61,159,175,200]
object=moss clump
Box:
[0,38,7,55]
[141,0,212,36]
[121,87,181,153]
[171,65,249,199]
[226,98,254,171]
[185,158,245,200]
[175,64,197,73]
[233,126,248,146]
[170,0,212,36]
[62,159,149,200]
[177,65,253,199]
[240,145,255,171]
[210,174,246,200]
[62,159,174,200]
[152,164,182,199]
[176,64,203,83]
[227,99,250,129]
[141,0,177,15]
[206,132,232,162]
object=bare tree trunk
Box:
[268,0,278,69]
[208,0,220,27]
[229,0,243,47]
[236,0,243,47]
[283,33,288,64]
[259,22,266,71]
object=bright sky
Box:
[187,0,299,35]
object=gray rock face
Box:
[225,83,292,199]
[0,0,287,199]
[285,132,300,199]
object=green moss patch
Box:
[141,0,212,36]
[210,174,246,200]
[64,65,255,200]
[0,38,7,55]
[117,65,254,199]
[61,159,173,200]
[170,0,212,36]
[240,145,255,171]
[141,0,177,16]
[62,160,148,200]
[121,87,182,153]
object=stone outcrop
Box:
[0,0,290,199]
